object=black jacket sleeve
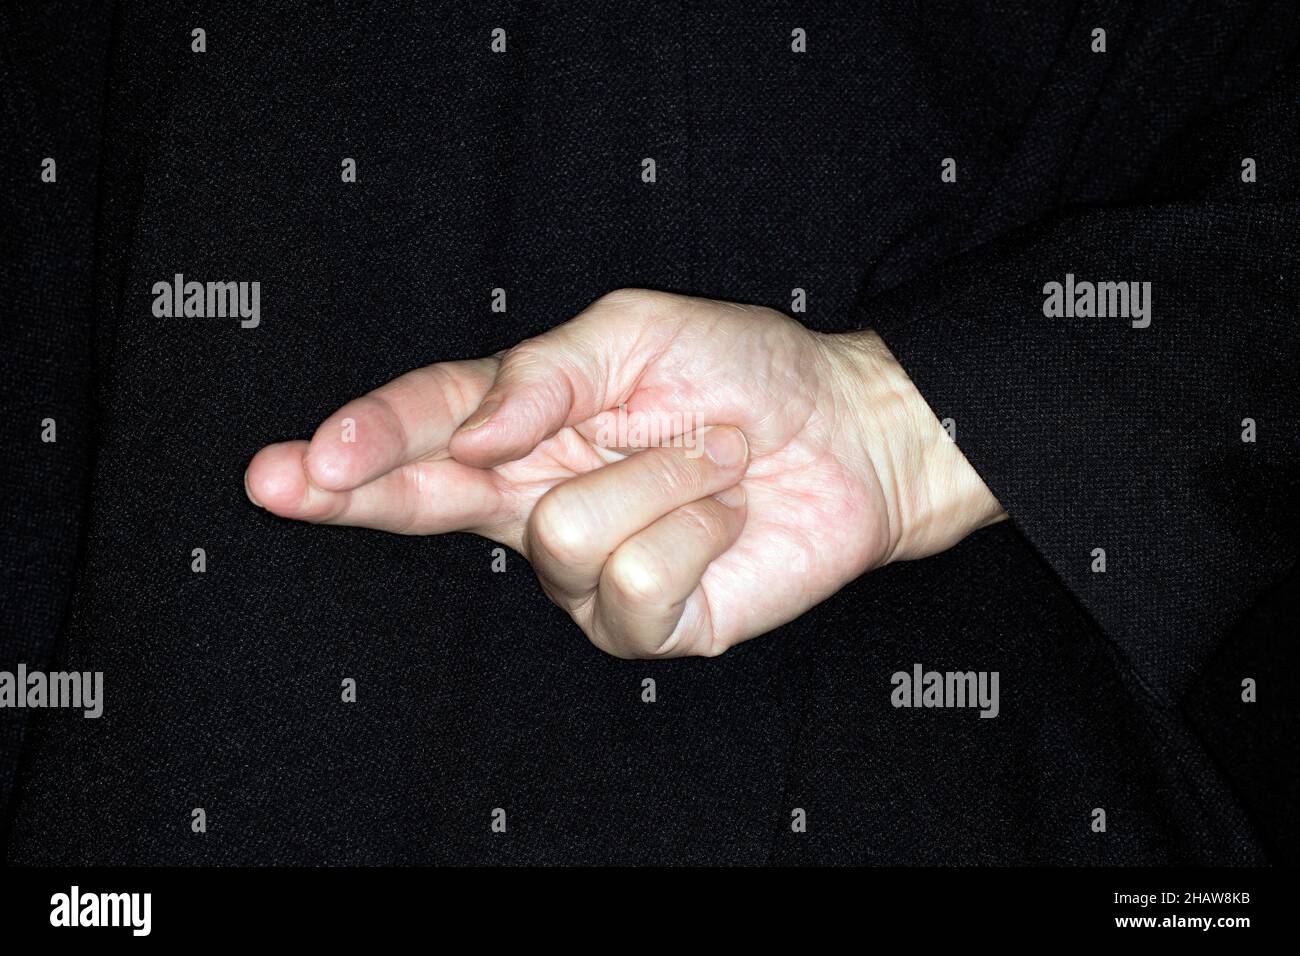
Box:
[866,10,1300,702]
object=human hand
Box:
[245,290,1004,658]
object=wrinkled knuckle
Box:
[500,337,550,374]
[424,364,470,420]
[595,287,676,324]
[678,502,731,543]
[645,454,698,501]
[603,545,671,608]
[596,287,649,310]
[386,466,425,535]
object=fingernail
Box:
[244,472,263,508]
[703,427,748,468]
[712,484,746,509]
[458,397,500,432]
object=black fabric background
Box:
[2,1,1297,864]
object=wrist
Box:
[814,329,1005,564]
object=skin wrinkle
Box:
[811,332,904,562]
[612,314,681,412]
[372,392,411,469]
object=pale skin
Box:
[245,290,1005,658]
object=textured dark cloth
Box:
[2,1,1297,864]
[0,0,112,832]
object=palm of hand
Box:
[478,309,891,647]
